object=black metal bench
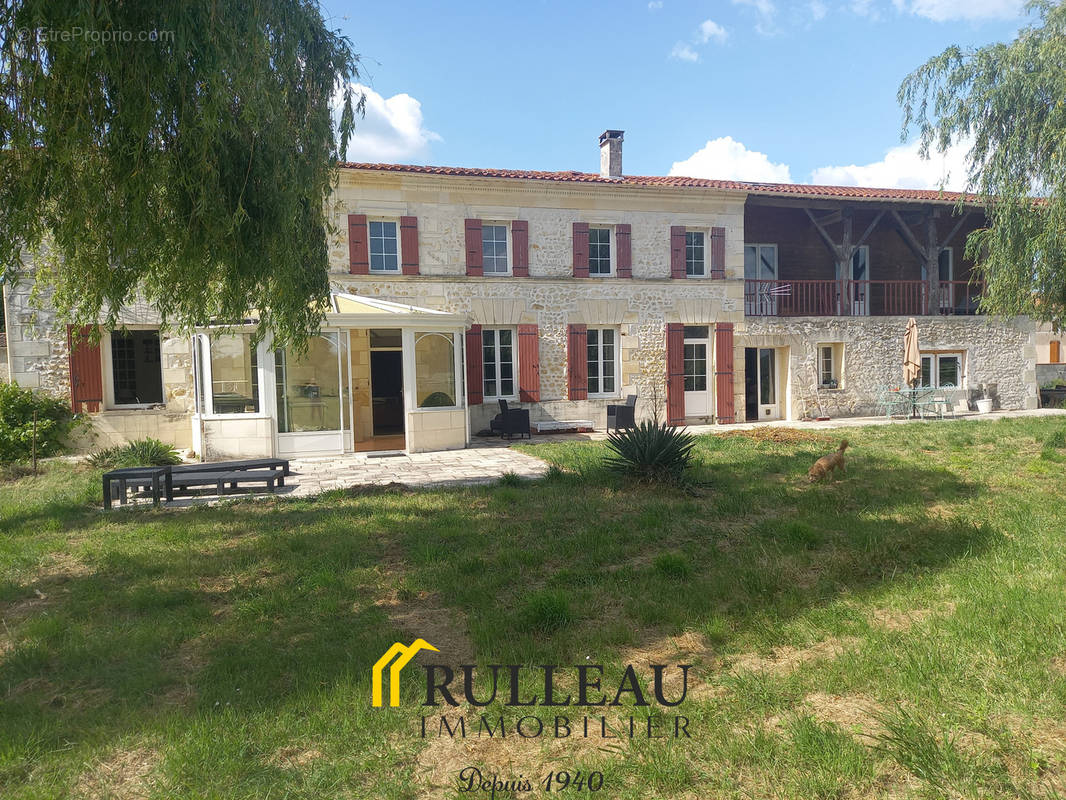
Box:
[103,458,289,508]
[171,469,282,496]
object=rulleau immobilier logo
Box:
[371,639,694,741]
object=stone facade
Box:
[328,168,747,431]
[0,164,1045,459]
[739,315,1039,420]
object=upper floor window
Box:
[482,224,509,275]
[369,221,399,272]
[686,231,705,277]
[587,327,618,397]
[482,328,516,399]
[589,227,612,275]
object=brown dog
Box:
[808,440,849,482]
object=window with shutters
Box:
[588,227,612,275]
[686,231,706,277]
[481,224,510,275]
[587,327,619,397]
[369,220,400,272]
[105,329,164,407]
[482,328,516,399]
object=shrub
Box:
[0,382,77,464]
[88,437,182,469]
[604,421,697,483]
[497,471,523,487]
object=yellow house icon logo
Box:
[372,639,439,707]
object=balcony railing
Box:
[744,279,984,317]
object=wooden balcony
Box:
[744,279,984,317]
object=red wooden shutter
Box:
[511,220,529,277]
[715,322,735,423]
[465,325,483,405]
[567,324,588,400]
[464,219,483,277]
[572,222,589,278]
[666,323,685,425]
[710,226,726,279]
[400,216,419,275]
[67,325,103,413]
[616,223,632,278]
[670,226,686,279]
[348,214,369,274]
[518,324,540,401]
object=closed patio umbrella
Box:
[903,317,921,418]
[903,318,921,388]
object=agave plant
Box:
[117,437,183,467]
[604,421,697,483]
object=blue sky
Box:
[326,0,1028,189]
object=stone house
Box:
[1,130,1039,459]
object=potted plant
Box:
[975,383,994,413]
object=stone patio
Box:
[287,445,549,495]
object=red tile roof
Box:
[340,162,975,204]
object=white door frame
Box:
[756,347,780,421]
[683,327,712,418]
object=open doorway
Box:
[744,347,780,421]
[370,350,404,437]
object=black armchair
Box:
[489,399,531,440]
[607,395,637,432]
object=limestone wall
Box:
[2,274,194,451]
[739,316,1039,420]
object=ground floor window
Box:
[203,333,260,413]
[587,327,618,397]
[108,329,163,406]
[683,328,708,391]
[920,352,963,388]
[275,333,345,433]
[482,328,515,399]
[818,343,843,388]
[415,331,457,407]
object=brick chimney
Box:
[599,130,624,179]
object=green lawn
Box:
[2,418,1066,799]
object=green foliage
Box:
[653,551,692,580]
[0,382,76,463]
[899,1,1066,326]
[497,471,524,487]
[421,392,455,408]
[0,1,363,348]
[604,420,697,483]
[87,437,182,469]
[517,589,574,633]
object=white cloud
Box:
[669,136,792,183]
[732,0,778,34]
[810,139,973,191]
[698,19,728,43]
[809,0,828,20]
[851,0,881,18]
[342,83,441,163]
[892,0,1023,20]
[669,18,727,62]
[648,0,664,9]
[669,42,701,62]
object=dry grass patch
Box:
[621,631,724,701]
[74,746,162,800]
[375,588,474,663]
[729,636,861,676]
[868,602,957,632]
[267,746,324,769]
[802,692,887,741]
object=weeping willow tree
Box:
[900,0,1066,327]
[0,1,363,347]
